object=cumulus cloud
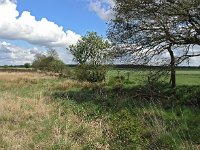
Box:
[0,41,43,65]
[89,0,115,21]
[0,0,80,48]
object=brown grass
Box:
[50,80,93,91]
[0,92,53,149]
[0,72,53,81]
[0,72,109,149]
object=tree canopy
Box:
[108,0,200,87]
[69,32,111,65]
[32,49,67,74]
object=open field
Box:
[0,71,199,149]
[107,69,200,85]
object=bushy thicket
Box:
[24,63,31,68]
[74,65,106,82]
[69,32,110,83]
[32,51,70,76]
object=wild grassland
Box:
[0,71,199,149]
[0,73,108,149]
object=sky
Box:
[0,0,199,66]
[0,0,114,65]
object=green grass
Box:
[0,70,200,149]
[107,69,200,86]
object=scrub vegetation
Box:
[0,70,199,149]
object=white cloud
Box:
[181,45,200,66]
[0,41,43,65]
[0,0,81,48]
[89,0,115,21]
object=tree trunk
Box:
[167,44,176,88]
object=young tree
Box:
[108,0,200,87]
[69,31,110,65]
[32,53,47,70]
[69,32,111,82]
[24,63,31,68]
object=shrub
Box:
[49,60,67,74]
[24,63,31,68]
[3,65,8,69]
[32,53,71,77]
[75,65,106,82]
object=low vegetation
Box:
[1,1,200,149]
[0,70,199,149]
[69,32,110,82]
[32,49,71,77]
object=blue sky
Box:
[17,0,108,36]
[0,0,199,66]
[0,0,114,65]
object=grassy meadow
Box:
[107,69,200,86]
[0,69,200,149]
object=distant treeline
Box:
[1,64,200,70]
[0,68,36,72]
[68,64,200,70]
[0,65,25,68]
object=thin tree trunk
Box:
[167,44,176,88]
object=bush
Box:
[49,60,65,73]
[75,65,106,82]
[32,53,71,77]
[3,65,8,69]
[24,63,31,68]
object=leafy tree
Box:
[32,54,47,70]
[108,0,200,87]
[49,59,66,74]
[69,32,111,82]
[32,50,69,76]
[24,63,31,68]
[69,31,111,65]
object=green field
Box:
[0,70,199,149]
[107,69,200,85]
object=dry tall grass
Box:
[0,72,108,149]
[0,93,52,149]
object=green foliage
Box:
[32,54,49,70]
[69,32,110,82]
[146,134,180,150]
[32,50,70,76]
[3,65,8,69]
[74,64,106,82]
[69,31,110,65]
[175,86,200,107]
[24,63,31,68]
[108,0,200,87]
[48,60,67,74]
[109,75,126,85]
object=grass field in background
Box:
[107,69,200,85]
